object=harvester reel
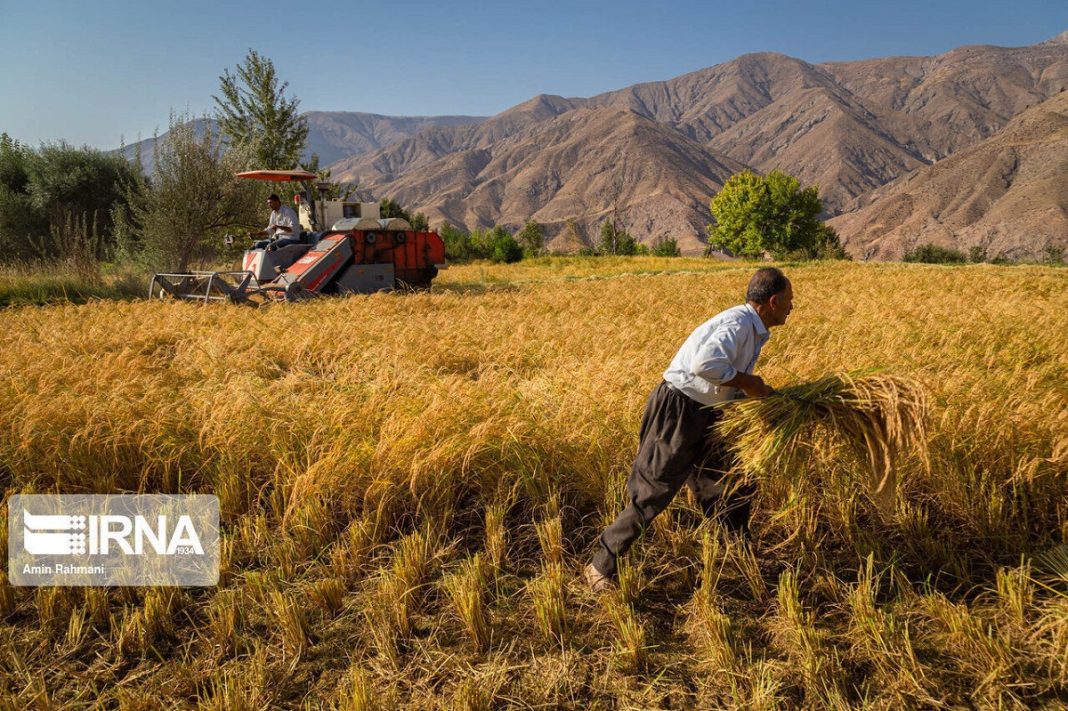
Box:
[149,271,257,304]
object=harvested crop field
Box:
[1,258,1067,709]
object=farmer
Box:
[253,193,301,250]
[584,267,793,592]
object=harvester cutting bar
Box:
[149,271,257,304]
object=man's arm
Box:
[272,211,295,234]
[253,217,274,238]
[722,371,773,398]
[255,210,294,238]
[691,322,774,398]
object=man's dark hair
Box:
[746,267,789,304]
[267,193,281,202]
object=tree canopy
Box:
[707,170,836,259]
[213,50,308,170]
[0,133,140,263]
[597,220,643,256]
[439,223,523,263]
[379,198,428,231]
[127,116,260,271]
[651,236,681,257]
[516,220,545,257]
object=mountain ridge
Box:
[117,111,486,174]
[828,90,1068,260]
[326,34,1067,256]
[119,33,1068,259]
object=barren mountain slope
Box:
[580,54,922,210]
[328,95,583,184]
[302,112,485,167]
[828,90,1068,261]
[327,36,1068,243]
[821,38,1068,161]
[586,45,1068,210]
[352,107,746,254]
[118,112,485,173]
[584,53,820,142]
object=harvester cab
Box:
[149,169,447,304]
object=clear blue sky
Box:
[2,0,1065,150]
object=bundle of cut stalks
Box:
[712,372,930,508]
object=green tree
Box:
[440,222,474,261]
[410,212,429,231]
[0,134,44,261]
[26,143,140,254]
[439,223,521,262]
[811,224,849,260]
[488,226,522,263]
[379,198,428,230]
[0,134,140,263]
[707,170,827,259]
[597,220,639,256]
[651,236,681,257]
[128,116,261,271]
[213,49,308,170]
[517,220,545,257]
[379,197,410,221]
[902,243,967,264]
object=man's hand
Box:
[723,372,774,398]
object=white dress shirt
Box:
[662,303,770,405]
[267,205,300,238]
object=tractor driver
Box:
[253,193,301,250]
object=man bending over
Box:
[585,267,794,591]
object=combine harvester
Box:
[150,170,447,303]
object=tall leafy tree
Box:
[213,50,308,170]
[379,197,411,221]
[597,220,640,256]
[379,197,428,230]
[0,134,43,260]
[488,226,522,263]
[0,133,139,263]
[651,236,681,257]
[707,170,833,259]
[128,115,261,271]
[440,222,474,261]
[517,220,545,257]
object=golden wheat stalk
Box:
[712,372,930,508]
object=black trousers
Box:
[591,381,754,578]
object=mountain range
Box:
[122,31,1068,258]
[828,89,1068,260]
[119,113,485,179]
